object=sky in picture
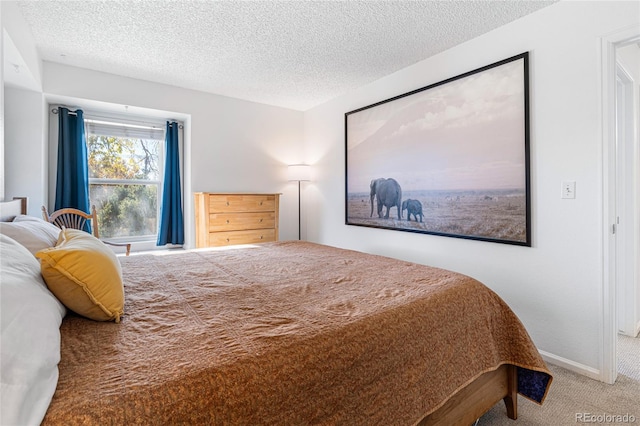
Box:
[347,59,526,193]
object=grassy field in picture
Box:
[347,189,527,243]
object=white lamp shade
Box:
[288,164,311,181]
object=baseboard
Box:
[539,350,601,381]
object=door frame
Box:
[600,25,640,385]
[615,61,638,338]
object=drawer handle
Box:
[259,201,263,205]
[259,218,263,222]
[260,235,264,239]
[226,201,230,206]
[226,220,230,224]
[226,238,230,242]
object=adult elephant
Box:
[370,178,402,220]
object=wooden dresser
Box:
[194,193,280,248]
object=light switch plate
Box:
[562,181,576,199]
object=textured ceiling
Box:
[16,1,556,111]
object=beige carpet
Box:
[478,336,640,425]
[618,334,640,382]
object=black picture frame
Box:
[345,52,531,246]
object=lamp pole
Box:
[297,179,302,240]
[288,164,311,241]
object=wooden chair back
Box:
[41,205,100,238]
[42,205,131,255]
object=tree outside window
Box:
[87,133,162,240]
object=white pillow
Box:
[0,215,61,255]
[0,234,66,426]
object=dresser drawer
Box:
[208,212,275,232]
[209,195,276,213]
[208,229,276,246]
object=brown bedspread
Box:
[43,241,551,425]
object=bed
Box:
[0,198,552,425]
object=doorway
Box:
[615,44,639,339]
[602,28,640,385]
[615,42,640,383]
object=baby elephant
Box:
[402,199,423,222]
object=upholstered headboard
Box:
[0,197,27,222]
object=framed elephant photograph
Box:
[345,52,531,246]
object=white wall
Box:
[2,0,44,207]
[4,86,45,217]
[1,2,41,90]
[2,1,43,205]
[302,1,640,375]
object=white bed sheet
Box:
[1,234,66,425]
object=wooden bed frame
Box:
[0,196,517,425]
[418,364,517,425]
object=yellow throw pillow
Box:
[36,228,124,322]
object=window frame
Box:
[85,116,166,243]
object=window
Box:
[86,118,165,241]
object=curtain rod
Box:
[50,108,184,129]
[51,107,78,115]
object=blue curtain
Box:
[55,107,91,231]
[157,121,184,245]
